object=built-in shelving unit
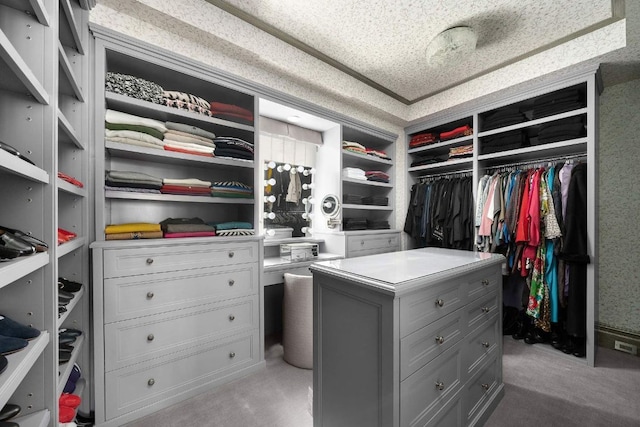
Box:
[404,68,599,366]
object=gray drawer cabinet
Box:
[92,238,265,427]
[345,230,400,258]
[311,247,504,427]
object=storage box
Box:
[280,243,319,261]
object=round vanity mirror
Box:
[321,194,340,218]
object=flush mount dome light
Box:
[426,26,477,66]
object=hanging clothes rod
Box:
[417,168,473,182]
[484,153,587,172]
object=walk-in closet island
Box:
[311,248,505,427]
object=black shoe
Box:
[524,328,550,345]
[58,278,83,293]
[0,355,6,374]
[572,337,586,357]
[512,311,531,340]
[0,231,36,256]
[0,226,47,252]
[0,403,20,421]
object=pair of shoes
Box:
[0,404,20,422]
[0,315,41,355]
[59,393,81,423]
[59,328,82,341]
[57,228,77,245]
[0,226,48,252]
[59,278,83,293]
[0,230,36,259]
[59,348,72,364]
[64,364,82,393]
[524,328,550,345]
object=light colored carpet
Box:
[125,337,640,427]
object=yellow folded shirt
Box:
[105,223,162,234]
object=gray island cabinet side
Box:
[310,248,505,427]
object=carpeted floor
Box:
[125,337,640,427]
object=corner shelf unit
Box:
[0,0,93,424]
[404,66,600,366]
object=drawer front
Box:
[463,315,499,379]
[263,266,311,286]
[464,356,500,423]
[420,392,463,427]
[400,278,467,337]
[346,233,399,257]
[466,266,501,302]
[400,308,466,381]
[104,296,258,371]
[103,241,259,278]
[104,264,258,323]
[400,341,464,427]
[467,291,499,331]
[105,332,258,420]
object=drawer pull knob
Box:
[481,279,490,286]
[228,279,235,286]
[481,383,490,391]
[229,351,236,358]
[147,334,155,341]
[435,381,445,391]
[228,251,234,258]
[146,258,154,265]
[482,341,490,348]
[229,314,235,321]
[435,336,444,345]
[146,292,154,299]
[482,307,490,313]
[435,299,444,308]
[148,378,155,386]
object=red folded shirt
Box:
[439,125,473,141]
[210,102,254,122]
[160,185,211,196]
[58,228,77,245]
[58,172,84,188]
[164,146,213,157]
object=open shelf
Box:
[10,409,50,427]
[58,177,87,196]
[105,190,255,204]
[0,0,50,26]
[0,252,49,291]
[57,286,85,328]
[58,109,84,150]
[0,28,48,104]
[58,42,84,101]
[0,148,49,183]
[57,333,85,395]
[343,204,393,211]
[57,236,86,259]
[58,0,84,54]
[477,107,587,138]
[0,332,49,406]
[478,138,588,166]
[342,177,393,188]
[407,134,473,154]
[408,157,473,173]
[342,149,393,166]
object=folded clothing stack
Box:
[536,116,585,144]
[480,130,529,155]
[366,148,391,161]
[104,223,162,240]
[210,101,254,124]
[365,170,390,183]
[105,170,163,191]
[410,152,449,167]
[209,221,255,236]
[532,87,584,119]
[482,107,528,131]
[160,217,216,238]
[162,90,212,117]
[213,137,254,160]
[449,144,473,158]
[160,178,212,196]
[164,121,216,157]
[342,140,366,155]
[362,195,388,206]
[105,72,164,104]
[409,131,438,148]
[343,167,366,180]
[343,194,364,205]
[366,219,390,230]
[210,181,253,198]
[104,109,167,150]
[58,228,77,245]
[58,172,84,188]
[343,217,367,231]
[440,124,473,141]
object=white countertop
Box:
[311,247,504,294]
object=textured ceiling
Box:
[212,0,620,104]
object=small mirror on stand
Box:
[320,194,341,228]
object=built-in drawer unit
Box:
[105,332,259,419]
[104,295,258,371]
[466,291,499,332]
[103,241,259,278]
[103,264,258,323]
[346,232,400,258]
[462,316,499,379]
[463,356,501,424]
[465,267,501,302]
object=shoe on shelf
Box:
[57,228,77,245]
[59,393,81,409]
[0,231,35,257]
[58,278,83,293]
[59,405,75,423]
[0,315,40,340]
[60,343,75,352]
[59,328,83,338]
[0,335,28,356]
[0,421,19,427]
[0,403,20,422]
[59,348,73,364]
[0,246,21,261]
[59,334,76,345]
[0,226,48,252]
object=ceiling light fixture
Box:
[426,26,477,67]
